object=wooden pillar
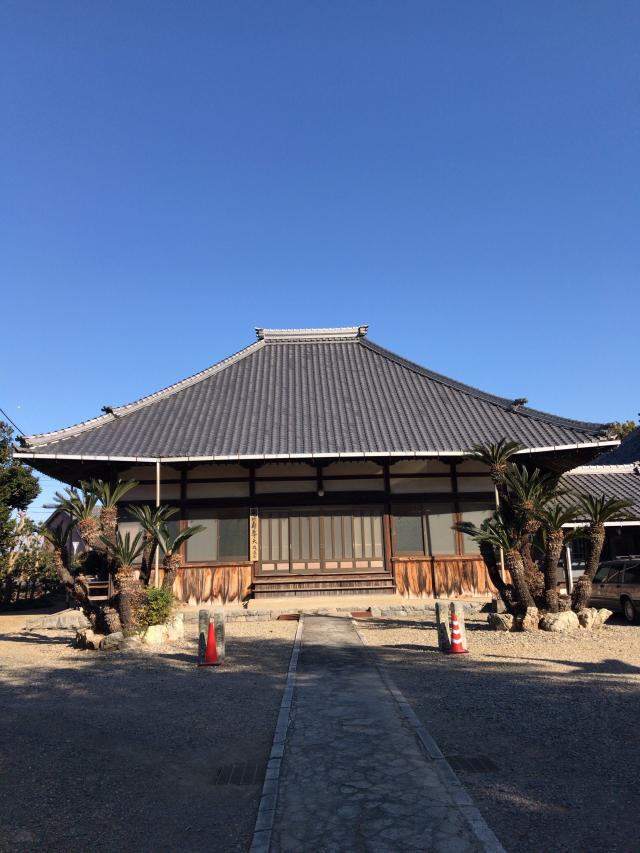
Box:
[154,459,161,588]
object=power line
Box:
[0,406,25,436]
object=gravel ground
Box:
[0,615,296,853]
[360,614,640,853]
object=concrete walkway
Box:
[261,615,503,853]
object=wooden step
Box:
[253,574,396,598]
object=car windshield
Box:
[594,563,614,583]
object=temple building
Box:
[17,326,616,603]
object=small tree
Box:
[0,423,40,596]
[455,511,535,611]
[125,504,179,585]
[537,504,583,613]
[156,523,205,591]
[571,494,634,611]
[468,439,524,503]
[101,531,146,632]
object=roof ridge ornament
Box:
[255,326,368,341]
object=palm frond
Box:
[156,523,206,555]
[576,493,635,525]
[101,530,146,566]
[81,479,140,508]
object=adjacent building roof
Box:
[563,428,640,520]
[16,326,616,466]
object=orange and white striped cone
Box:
[198,620,221,666]
[448,611,469,655]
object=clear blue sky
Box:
[1,1,638,519]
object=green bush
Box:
[140,586,176,627]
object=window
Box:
[394,508,426,555]
[260,508,384,572]
[392,500,493,556]
[185,509,248,562]
[459,502,494,554]
[623,563,640,584]
[392,503,457,556]
[427,504,456,554]
[118,507,180,563]
[593,563,612,583]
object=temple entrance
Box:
[258,507,385,575]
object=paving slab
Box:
[266,615,503,853]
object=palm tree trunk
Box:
[115,565,144,631]
[162,553,181,592]
[479,541,516,611]
[139,536,156,586]
[520,539,545,601]
[572,523,606,612]
[99,506,118,545]
[505,548,535,609]
[543,531,564,613]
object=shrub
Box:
[140,585,176,627]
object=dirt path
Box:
[0,616,296,853]
[360,614,640,853]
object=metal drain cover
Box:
[445,754,499,773]
[213,762,263,786]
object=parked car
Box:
[590,558,640,623]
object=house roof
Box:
[16,326,616,465]
[563,427,640,520]
[586,427,640,466]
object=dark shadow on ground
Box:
[0,627,296,853]
[363,616,640,853]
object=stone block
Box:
[165,613,184,641]
[539,610,580,633]
[142,624,166,646]
[487,613,514,631]
[520,606,540,631]
[101,631,124,650]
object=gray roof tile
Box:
[20,328,613,461]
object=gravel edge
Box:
[352,618,506,853]
[250,615,305,853]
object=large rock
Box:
[142,624,166,646]
[539,611,580,633]
[101,631,124,650]
[165,613,184,642]
[594,608,613,628]
[577,608,598,629]
[520,607,540,631]
[85,631,105,650]
[488,613,514,631]
[28,609,90,631]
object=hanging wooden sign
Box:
[249,508,259,561]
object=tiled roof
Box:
[17,327,614,462]
[563,468,640,519]
[587,427,640,466]
[563,427,640,520]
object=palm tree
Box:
[537,504,583,612]
[156,523,205,592]
[571,494,634,611]
[48,487,100,549]
[468,439,524,501]
[503,464,561,601]
[454,511,534,610]
[42,523,95,614]
[101,531,146,630]
[125,504,179,585]
[82,479,139,542]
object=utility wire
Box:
[0,406,25,436]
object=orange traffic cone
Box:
[448,611,468,655]
[199,620,221,666]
